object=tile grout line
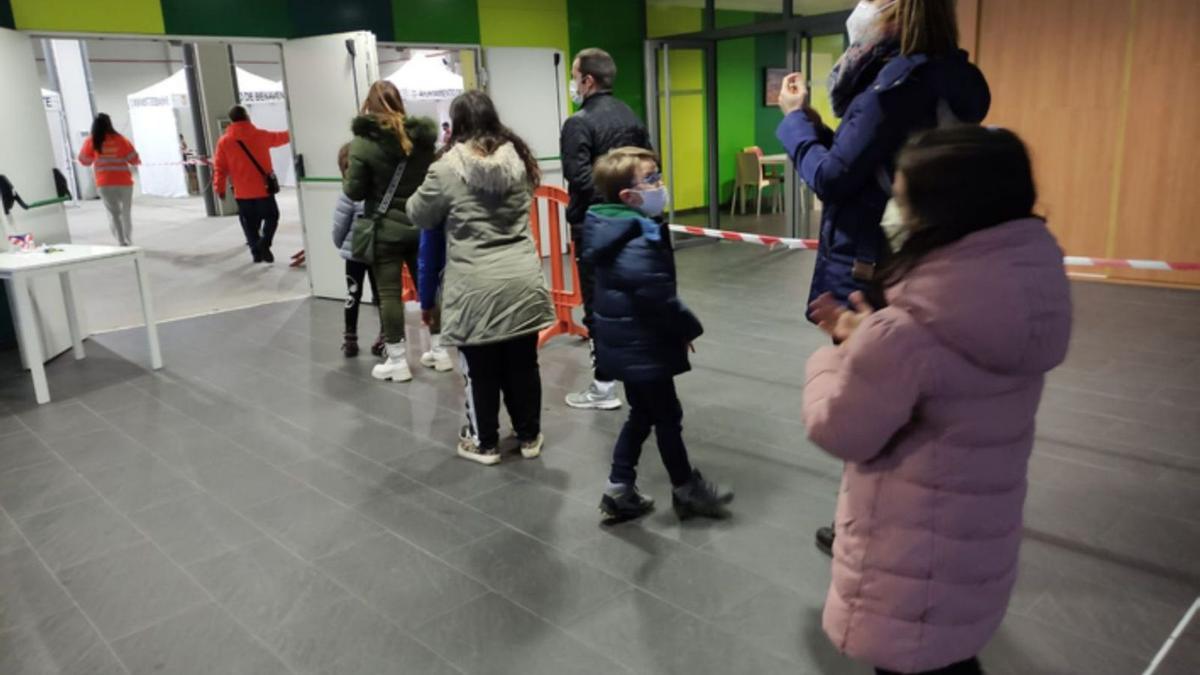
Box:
[1143,595,1200,675]
[18,407,308,675]
[0,414,135,675]
[68,398,477,674]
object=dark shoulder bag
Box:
[236,140,280,195]
[351,159,407,265]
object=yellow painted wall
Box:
[11,0,165,33]
[478,0,570,56]
[648,6,708,212]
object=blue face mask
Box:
[635,187,669,219]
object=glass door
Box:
[794,29,847,239]
[646,40,715,230]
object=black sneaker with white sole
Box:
[600,485,655,524]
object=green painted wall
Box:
[11,0,165,34]
[567,0,646,122]
[161,0,290,39]
[754,32,787,156]
[394,0,479,45]
[288,0,393,40]
[717,36,757,204]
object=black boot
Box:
[600,485,655,524]
[250,243,263,263]
[815,524,835,557]
[342,332,359,357]
[672,470,733,520]
[370,333,386,357]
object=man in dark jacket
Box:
[560,48,654,412]
[584,147,731,524]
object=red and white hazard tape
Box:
[669,224,817,250]
[670,224,1200,272]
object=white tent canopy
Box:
[385,51,464,100]
[383,50,464,130]
[127,68,295,198]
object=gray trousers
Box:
[97,186,133,246]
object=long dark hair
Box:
[880,125,1038,286]
[446,90,540,187]
[91,113,115,153]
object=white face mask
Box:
[570,79,585,106]
[635,187,669,218]
[846,0,892,45]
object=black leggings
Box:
[458,334,542,450]
[344,259,378,335]
[877,657,982,675]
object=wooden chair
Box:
[731,147,784,216]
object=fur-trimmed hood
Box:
[441,142,527,194]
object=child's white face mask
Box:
[634,187,669,218]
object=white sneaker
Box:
[519,434,544,459]
[371,342,413,382]
[419,346,454,372]
[565,382,622,410]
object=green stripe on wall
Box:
[161,0,291,39]
[393,0,480,45]
[11,0,164,34]
[567,0,647,122]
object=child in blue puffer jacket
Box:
[582,147,733,523]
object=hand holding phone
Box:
[778,72,809,116]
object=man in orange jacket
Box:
[213,105,291,263]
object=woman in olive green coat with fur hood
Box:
[344,81,439,382]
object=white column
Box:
[48,39,97,200]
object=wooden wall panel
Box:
[976,0,1130,262]
[1110,0,1200,286]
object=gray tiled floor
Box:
[1,241,1198,674]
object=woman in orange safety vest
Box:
[78,113,140,246]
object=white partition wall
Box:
[282,31,379,301]
[484,47,569,255]
[0,27,75,362]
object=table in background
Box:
[0,244,162,404]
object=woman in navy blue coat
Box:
[779,0,990,561]
[777,0,990,316]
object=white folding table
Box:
[0,244,163,404]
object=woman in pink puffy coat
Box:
[803,125,1073,675]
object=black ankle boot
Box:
[342,333,359,357]
[672,470,733,520]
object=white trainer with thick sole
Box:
[420,347,454,372]
[519,434,545,459]
[371,343,413,382]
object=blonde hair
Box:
[896,0,959,56]
[593,147,659,203]
[361,81,413,154]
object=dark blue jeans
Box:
[236,196,279,252]
[610,378,693,487]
